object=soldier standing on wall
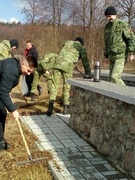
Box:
[104,6,135,85]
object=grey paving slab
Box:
[20,115,129,180]
[55,134,69,140]
[82,152,94,158]
[36,134,48,142]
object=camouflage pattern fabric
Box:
[104,18,135,84]
[31,53,58,93]
[49,69,72,105]
[49,40,91,105]
[0,40,12,60]
[109,58,125,85]
[53,40,91,75]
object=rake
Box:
[16,117,46,166]
[17,85,29,106]
[74,67,84,76]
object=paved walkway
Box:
[20,114,129,180]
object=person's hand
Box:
[12,110,20,120]
[129,54,135,62]
[45,70,50,75]
[84,74,92,79]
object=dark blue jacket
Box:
[0,57,21,112]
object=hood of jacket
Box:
[2,40,12,51]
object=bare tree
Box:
[39,0,71,49]
[118,0,135,25]
[21,0,42,23]
[18,0,123,64]
[21,0,44,39]
[80,0,89,36]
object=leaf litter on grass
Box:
[0,114,54,180]
[0,80,64,180]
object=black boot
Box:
[63,105,69,115]
[30,92,36,101]
[0,139,10,151]
[24,92,30,97]
[37,85,43,95]
[46,100,54,116]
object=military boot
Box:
[0,139,10,151]
[30,92,36,101]
[46,100,54,116]
[37,85,43,95]
[63,105,69,115]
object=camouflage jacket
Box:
[53,40,91,75]
[36,53,58,76]
[104,18,135,61]
[0,40,12,60]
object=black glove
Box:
[84,74,92,79]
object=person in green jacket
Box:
[104,6,135,85]
[46,37,91,116]
[30,53,58,100]
[0,39,19,60]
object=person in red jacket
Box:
[24,40,42,96]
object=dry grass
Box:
[1,114,53,180]
[1,78,64,180]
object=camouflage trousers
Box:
[49,69,73,105]
[109,58,126,85]
[31,71,52,94]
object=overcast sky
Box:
[0,0,26,23]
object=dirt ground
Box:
[1,77,63,180]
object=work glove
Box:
[83,74,92,79]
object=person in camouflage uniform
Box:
[46,37,91,116]
[0,39,19,60]
[104,6,135,85]
[30,53,58,100]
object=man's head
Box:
[14,55,38,76]
[10,39,19,50]
[74,37,84,46]
[104,6,117,22]
[26,40,33,50]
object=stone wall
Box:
[92,70,135,87]
[67,78,135,179]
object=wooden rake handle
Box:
[16,118,33,161]
[17,85,29,106]
[74,67,84,76]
